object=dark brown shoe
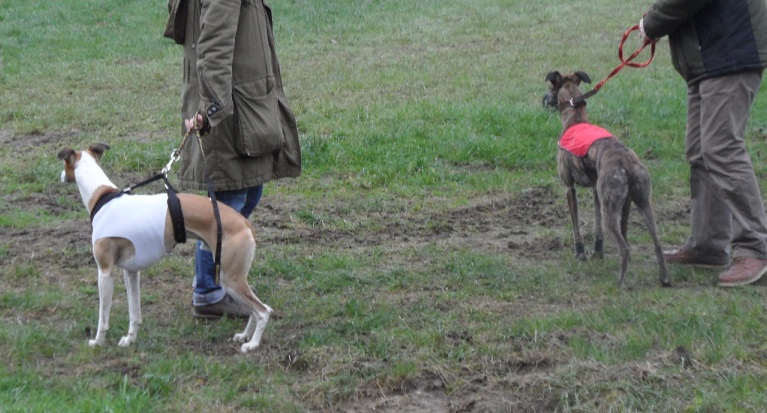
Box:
[192,286,258,320]
[663,248,728,268]
[718,257,767,287]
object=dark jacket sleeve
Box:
[196,0,241,127]
[643,0,713,39]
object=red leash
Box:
[570,25,656,105]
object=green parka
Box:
[167,0,301,192]
[642,0,767,86]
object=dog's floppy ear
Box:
[574,71,591,84]
[88,143,111,160]
[545,71,562,87]
[57,148,75,162]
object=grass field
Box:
[4,0,767,411]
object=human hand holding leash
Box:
[185,112,210,135]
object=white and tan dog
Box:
[58,143,271,353]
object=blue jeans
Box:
[193,185,263,305]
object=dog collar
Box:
[559,99,587,111]
[90,191,126,225]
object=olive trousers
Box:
[684,69,767,261]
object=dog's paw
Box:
[88,338,104,347]
[233,333,249,343]
[118,336,135,347]
[591,251,604,260]
[240,342,259,353]
[575,252,588,261]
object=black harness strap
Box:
[206,175,223,283]
[90,191,125,225]
[163,176,187,244]
[123,173,166,194]
[120,173,188,245]
[193,135,223,284]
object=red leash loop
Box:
[592,24,655,92]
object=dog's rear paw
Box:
[240,342,260,353]
[233,333,249,343]
[118,336,135,347]
[88,338,104,347]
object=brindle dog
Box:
[543,70,670,287]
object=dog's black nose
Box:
[542,93,557,109]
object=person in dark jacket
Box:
[165,0,301,317]
[640,0,767,286]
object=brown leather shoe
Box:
[192,286,258,320]
[663,247,728,268]
[718,257,767,287]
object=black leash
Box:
[120,123,223,283]
[193,131,224,285]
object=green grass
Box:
[5,0,767,411]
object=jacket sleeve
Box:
[196,0,241,127]
[643,0,713,39]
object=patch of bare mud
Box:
[341,342,695,413]
[0,129,82,148]
[257,186,571,259]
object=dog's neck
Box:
[74,152,119,213]
[559,100,589,131]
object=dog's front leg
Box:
[119,269,142,347]
[565,186,587,260]
[89,266,114,347]
[591,188,604,259]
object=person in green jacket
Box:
[640,0,767,287]
[166,0,301,317]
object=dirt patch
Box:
[346,374,450,413]
[257,186,570,260]
[0,129,81,148]
[342,340,695,413]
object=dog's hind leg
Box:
[600,182,631,286]
[237,306,272,353]
[228,281,272,353]
[119,269,142,347]
[637,202,672,287]
[220,229,272,353]
[632,169,672,287]
[591,188,604,259]
[621,199,631,241]
[604,213,631,286]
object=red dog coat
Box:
[559,123,613,157]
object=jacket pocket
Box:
[232,77,284,157]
